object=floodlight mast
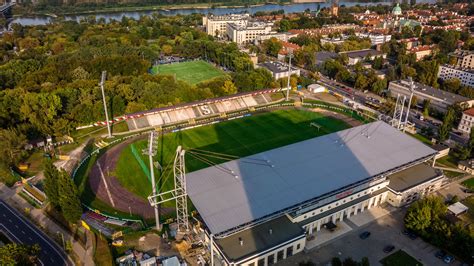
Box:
[147,145,189,233]
[286,52,293,101]
[146,131,161,231]
[99,71,112,138]
[402,77,415,133]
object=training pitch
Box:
[150,60,226,84]
[113,109,351,200]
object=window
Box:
[258,259,265,266]
[287,246,294,257]
[297,244,301,250]
[268,254,275,265]
[248,263,255,266]
[277,250,284,261]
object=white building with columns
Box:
[186,121,440,266]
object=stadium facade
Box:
[186,121,445,266]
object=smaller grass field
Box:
[380,250,423,266]
[150,60,226,84]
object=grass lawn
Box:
[462,178,474,190]
[114,109,351,199]
[436,155,459,169]
[407,133,432,146]
[150,60,226,84]
[381,250,423,266]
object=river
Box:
[11,1,435,26]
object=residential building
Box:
[409,45,435,61]
[202,14,250,37]
[339,49,386,65]
[187,122,443,266]
[226,21,273,45]
[320,36,348,45]
[278,42,301,60]
[457,107,474,134]
[356,32,392,45]
[388,79,474,113]
[458,159,474,175]
[257,61,300,80]
[438,65,474,87]
[448,50,474,69]
[255,32,298,43]
[397,38,419,50]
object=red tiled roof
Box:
[464,107,474,117]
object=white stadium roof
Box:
[186,121,437,235]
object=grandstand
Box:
[186,121,444,266]
[125,89,277,131]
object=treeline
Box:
[0,15,274,140]
[404,196,474,264]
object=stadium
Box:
[77,84,445,266]
[186,121,445,266]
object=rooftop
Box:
[463,107,474,117]
[186,121,437,235]
[387,163,442,192]
[257,61,298,74]
[315,51,339,64]
[390,79,470,104]
[339,49,385,58]
[214,216,305,263]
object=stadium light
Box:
[99,71,112,138]
[286,52,293,101]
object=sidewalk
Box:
[0,183,95,266]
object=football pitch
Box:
[114,109,351,199]
[150,60,226,84]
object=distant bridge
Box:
[0,1,15,20]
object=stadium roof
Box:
[186,121,437,235]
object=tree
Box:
[262,38,283,57]
[0,128,27,168]
[331,257,342,266]
[279,19,291,32]
[57,170,82,223]
[43,159,61,209]
[0,243,40,265]
[422,99,430,117]
[342,257,358,266]
[360,257,370,266]
[438,107,456,141]
[220,80,237,95]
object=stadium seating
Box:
[125,91,276,131]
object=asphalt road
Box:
[316,75,468,146]
[0,199,70,266]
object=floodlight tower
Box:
[143,131,161,231]
[391,94,406,130]
[100,71,112,138]
[402,77,415,133]
[286,52,293,101]
[147,146,189,233]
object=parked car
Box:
[383,245,395,253]
[359,231,371,239]
[443,255,455,264]
[435,250,447,259]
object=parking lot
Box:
[279,208,463,266]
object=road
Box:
[315,74,468,146]
[0,199,70,266]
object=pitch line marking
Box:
[96,161,116,207]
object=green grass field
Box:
[463,178,474,190]
[150,60,226,84]
[381,250,423,266]
[114,109,351,199]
